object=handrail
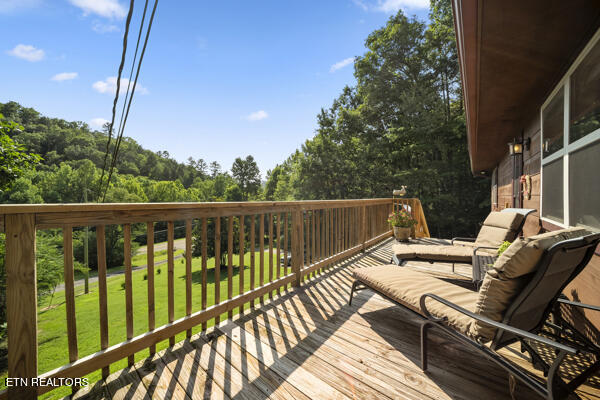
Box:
[0,197,428,399]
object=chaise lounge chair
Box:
[350,227,600,400]
[391,208,536,281]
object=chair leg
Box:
[547,350,567,400]
[349,280,359,306]
[420,320,434,371]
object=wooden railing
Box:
[0,198,428,399]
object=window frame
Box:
[540,27,600,229]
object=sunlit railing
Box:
[0,198,428,399]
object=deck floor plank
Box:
[160,339,230,400]
[81,238,598,400]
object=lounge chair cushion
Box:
[491,227,589,279]
[391,243,476,262]
[353,265,478,335]
[468,270,527,340]
[470,227,589,340]
[474,212,525,248]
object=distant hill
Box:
[0,101,206,187]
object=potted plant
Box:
[388,209,417,242]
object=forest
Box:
[0,0,489,356]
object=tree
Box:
[231,155,261,200]
[210,161,221,178]
[266,2,489,238]
[0,114,41,193]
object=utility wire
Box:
[97,0,136,201]
[115,0,149,148]
[101,0,159,202]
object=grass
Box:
[1,250,287,399]
[73,249,185,281]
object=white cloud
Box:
[69,0,126,19]
[330,57,355,73]
[92,76,149,95]
[7,44,45,62]
[376,0,429,12]
[352,0,368,11]
[92,21,119,33]
[246,110,268,121]
[51,72,78,81]
[90,118,109,128]
[353,0,429,12]
[0,0,41,14]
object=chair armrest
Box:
[472,246,498,256]
[419,293,578,355]
[452,237,476,245]
[557,298,600,312]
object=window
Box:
[541,28,600,230]
[542,87,564,157]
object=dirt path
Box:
[136,238,187,254]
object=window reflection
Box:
[570,39,600,143]
[542,87,564,157]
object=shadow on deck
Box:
[72,239,599,400]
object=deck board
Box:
[72,238,599,400]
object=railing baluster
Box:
[316,210,320,265]
[227,216,234,319]
[146,222,155,356]
[329,208,334,260]
[250,215,256,307]
[276,213,282,289]
[186,219,193,336]
[284,213,289,280]
[5,214,37,400]
[239,215,245,315]
[305,212,310,275]
[167,221,175,346]
[123,224,134,366]
[291,209,302,286]
[311,211,316,267]
[214,217,221,325]
[62,227,78,366]
[268,213,274,298]
[201,218,207,330]
[259,214,264,301]
[96,225,109,378]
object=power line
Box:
[97,0,136,201]
[115,0,150,151]
[101,0,159,202]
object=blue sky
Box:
[1,0,430,177]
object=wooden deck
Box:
[71,238,600,400]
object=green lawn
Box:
[73,249,186,281]
[1,251,287,399]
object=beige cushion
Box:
[469,270,527,341]
[392,243,473,262]
[474,212,525,248]
[492,227,589,279]
[483,211,524,231]
[353,265,478,335]
[470,227,589,341]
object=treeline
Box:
[0,101,263,204]
[264,0,489,238]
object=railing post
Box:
[6,213,37,400]
[291,209,303,287]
